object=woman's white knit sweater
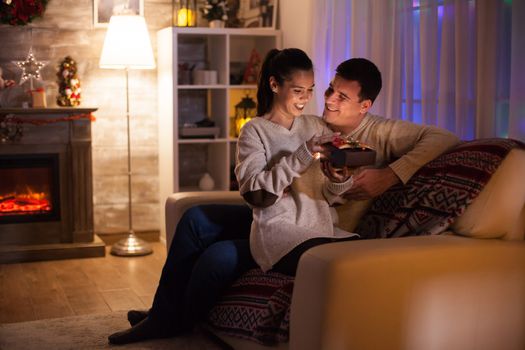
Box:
[235,115,355,272]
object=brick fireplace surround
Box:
[0,108,105,263]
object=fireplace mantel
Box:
[0,107,105,263]
[0,107,97,114]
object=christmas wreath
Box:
[0,0,49,26]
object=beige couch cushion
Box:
[451,148,525,240]
[293,235,525,350]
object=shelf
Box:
[178,84,226,89]
[157,26,281,239]
[176,85,257,89]
[229,85,257,89]
[0,107,98,115]
[170,27,281,36]
[178,138,230,144]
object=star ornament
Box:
[13,47,48,86]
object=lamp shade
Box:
[99,15,155,70]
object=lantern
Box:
[235,93,257,137]
[173,0,197,27]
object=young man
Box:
[109,58,459,344]
[321,58,459,198]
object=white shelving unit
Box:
[157,27,281,238]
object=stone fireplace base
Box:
[0,107,105,263]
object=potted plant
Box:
[201,0,228,28]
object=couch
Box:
[165,146,525,350]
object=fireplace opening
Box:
[0,154,61,224]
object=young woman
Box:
[235,48,357,275]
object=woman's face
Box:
[271,69,315,118]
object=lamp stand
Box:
[111,68,153,256]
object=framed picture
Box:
[236,0,277,29]
[93,0,144,27]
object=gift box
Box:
[31,88,47,108]
[322,142,376,168]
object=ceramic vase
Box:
[198,172,215,191]
[209,20,225,28]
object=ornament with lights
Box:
[13,47,48,91]
[56,56,81,107]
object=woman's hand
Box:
[306,133,340,156]
[306,136,322,155]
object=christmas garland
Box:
[0,113,95,142]
[0,0,49,26]
[1,113,95,126]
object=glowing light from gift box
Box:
[177,8,196,26]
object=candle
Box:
[176,8,195,26]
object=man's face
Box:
[322,75,371,133]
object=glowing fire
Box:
[0,188,52,216]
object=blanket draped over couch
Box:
[206,138,524,345]
[356,138,524,239]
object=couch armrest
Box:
[290,235,525,350]
[165,191,244,249]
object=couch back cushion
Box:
[451,148,525,240]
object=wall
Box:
[0,0,317,240]
[279,0,321,115]
[0,0,172,239]
[279,0,314,56]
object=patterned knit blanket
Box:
[356,138,524,239]
[206,138,524,346]
[206,269,293,345]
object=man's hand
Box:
[344,167,400,200]
[320,160,352,183]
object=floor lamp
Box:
[99,14,155,256]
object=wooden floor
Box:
[0,242,166,324]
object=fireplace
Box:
[0,108,104,263]
[0,154,60,224]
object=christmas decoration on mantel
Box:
[0,66,31,108]
[13,47,49,107]
[0,0,49,26]
[57,56,81,106]
[13,47,48,89]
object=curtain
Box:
[311,0,525,141]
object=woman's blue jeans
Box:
[149,204,254,332]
